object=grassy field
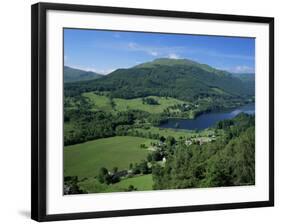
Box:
[79,174,153,193]
[82,92,113,111]
[114,174,153,191]
[82,92,186,114]
[64,136,153,178]
[129,126,215,140]
[114,96,185,113]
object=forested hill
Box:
[64,58,255,100]
[231,72,255,96]
[64,66,102,83]
[231,72,255,82]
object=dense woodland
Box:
[152,114,255,189]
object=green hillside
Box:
[136,58,228,76]
[231,72,255,94]
[64,58,254,100]
[231,72,255,82]
[64,66,102,83]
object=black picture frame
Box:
[31,2,274,222]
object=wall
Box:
[0,0,279,223]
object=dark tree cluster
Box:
[64,176,87,195]
[131,160,151,175]
[64,103,150,145]
[142,97,159,105]
[97,167,123,185]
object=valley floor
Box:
[63,91,255,194]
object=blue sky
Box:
[64,28,255,75]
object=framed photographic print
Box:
[31,2,274,222]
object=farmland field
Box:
[82,92,113,111]
[129,126,214,140]
[114,96,185,113]
[113,174,153,191]
[79,174,153,193]
[64,136,153,178]
[82,92,186,114]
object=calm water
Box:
[159,103,255,131]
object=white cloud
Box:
[91,68,116,75]
[67,65,116,75]
[150,51,159,56]
[128,42,138,49]
[168,53,180,59]
[126,42,164,57]
[126,42,246,62]
[126,42,253,61]
[113,33,121,38]
[229,65,255,73]
[93,39,254,62]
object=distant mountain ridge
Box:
[64,66,102,83]
[136,58,232,77]
[231,72,255,82]
[65,58,255,101]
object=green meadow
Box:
[82,92,186,113]
[64,136,153,178]
[79,174,153,193]
[128,126,216,140]
[113,174,153,191]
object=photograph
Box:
[63,29,256,195]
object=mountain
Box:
[64,66,102,83]
[231,73,255,82]
[231,72,255,95]
[64,58,254,100]
[136,58,229,77]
